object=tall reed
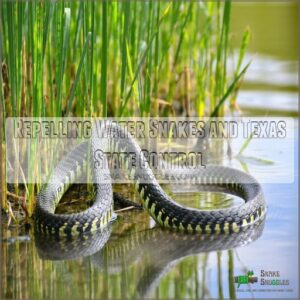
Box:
[0,1,249,215]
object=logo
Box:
[234,271,258,288]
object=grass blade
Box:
[210,61,251,117]
[57,7,71,115]
[42,2,53,61]
[120,2,130,101]
[119,3,171,116]
[101,0,108,117]
[65,32,91,116]
[237,131,255,157]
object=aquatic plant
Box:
[0,0,249,216]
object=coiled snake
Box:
[34,121,266,236]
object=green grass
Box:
[0,1,250,216]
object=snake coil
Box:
[35,121,266,236]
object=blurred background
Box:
[231,2,298,116]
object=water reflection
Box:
[2,121,296,299]
[34,220,265,299]
[34,225,113,261]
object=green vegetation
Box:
[0,1,249,215]
[0,1,250,119]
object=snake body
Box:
[35,121,266,236]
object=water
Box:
[1,123,298,299]
[1,3,299,300]
[1,131,298,300]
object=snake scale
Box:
[35,121,266,236]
